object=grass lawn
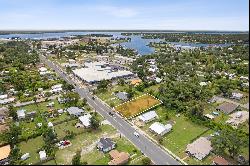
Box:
[55,124,117,165]
[42,159,57,165]
[19,136,45,165]
[96,84,144,107]
[115,94,161,118]
[18,100,65,114]
[54,119,83,139]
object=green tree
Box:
[62,92,80,107]
[72,150,82,165]
[142,157,151,165]
[5,124,22,147]
[97,80,110,91]
[9,146,22,165]
[8,105,18,121]
[211,128,248,158]
[118,78,125,86]
[90,114,100,130]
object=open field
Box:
[19,136,45,165]
[115,94,161,118]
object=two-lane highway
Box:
[39,54,181,165]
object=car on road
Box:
[134,132,139,138]
[92,96,95,100]
[108,112,114,116]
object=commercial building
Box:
[73,62,134,83]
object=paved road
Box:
[214,96,249,110]
[39,54,181,165]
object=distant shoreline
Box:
[0,30,248,35]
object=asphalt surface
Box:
[39,54,181,165]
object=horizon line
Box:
[0,29,248,32]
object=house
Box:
[0,94,8,100]
[57,109,64,114]
[79,114,92,128]
[0,97,15,105]
[199,82,208,86]
[204,114,215,120]
[231,92,244,100]
[138,111,158,123]
[97,138,116,152]
[186,137,212,160]
[58,97,66,104]
[0,107,8,123]
[155,77,162,83]
[26,111,36,118]
[39,67,50,75]
[212,156,229,165]
[21,153,30,161]
[46,102,55,107]
[17,109,26,120]
[0,145,10,164]
[48,122,53,127]
[149,122,172,136]
[130,79,142,86]
[108,150,130,165]
[115,92,128,101]
[39,150,47,161]
[226,111,249,127]
[67,107,85,117]
[50,84,63,93]
[216,102,239,114]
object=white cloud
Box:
[95,6,138,18]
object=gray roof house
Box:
[66,107,85,117]
[97,138,116,153]
[115,92,128,101]
[216,102,239,114]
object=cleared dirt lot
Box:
[115,94,161,118]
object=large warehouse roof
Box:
[73,62,133,83]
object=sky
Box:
[0,0,249,31]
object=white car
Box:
[134,132,139,138]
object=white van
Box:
[134,132,139,138]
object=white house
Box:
[0,94,8,100]
[50,84,63,93]
[138,111,158,123]
[17,109,26,120]
[231,92,244,100]
[39,150,47,161]
[199,82,208,86]
[155,77,162,83]
[48,122,53,127]
[204,114,215,120]
[79,114,92,128]
[21,153,30,161]
[149,122,172,136]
